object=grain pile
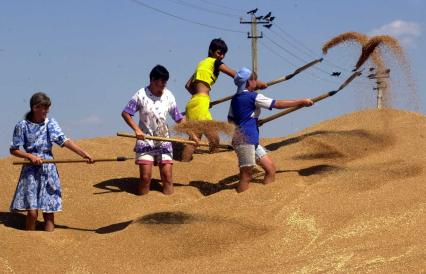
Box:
[1,109,425,273]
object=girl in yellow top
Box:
[185,38,235,121]
[182,39,235,161]
[182,38,267,162]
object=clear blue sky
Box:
[1,0,425,157]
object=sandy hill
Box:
[0,109,425,273]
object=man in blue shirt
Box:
[228,67,314,193]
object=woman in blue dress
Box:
[10,92,94,232]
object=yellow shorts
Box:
[185,94,213,121]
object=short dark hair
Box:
[149,65,169,81]
[208,38,228,56]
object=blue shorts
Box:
[234,144,268,168]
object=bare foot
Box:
[163,183,174,195]
[44,221,55,232]
[137,182,150,195]
[263,174,275,185]
[43,213,55,232]
[236,182,249,193]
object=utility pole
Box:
[373,83,385,109]
[241,10,273,75]
[367,68,390,109]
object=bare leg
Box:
[257,155,276,184]
[159,163,174,195]
[205,131,219,154]
[26,210,38,230]
[181,133,201,162]
[138,164,152,195]
[181,144,196,162]
[237,166,253,193]
[43,212,55,232]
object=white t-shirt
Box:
[123,86,183,154]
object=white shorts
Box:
[135,152,173,166]
[234,144,268,168]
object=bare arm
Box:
[255,80,268,90]
[185,74,195,94]
[219,64,236,78]
[273,98,314,109]
[63,140,94,163]
[10,148,43,165]
[176,116,186,124]
[219,63,266,90]
[121,111,145,140]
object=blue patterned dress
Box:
[10,118,69,213]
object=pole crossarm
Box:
[209,58,323,108]
[257,71,362,126]
[240,20,271,24]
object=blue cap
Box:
[234,67,252,93]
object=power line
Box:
[249,19,354,82]
[166,0,240,18]
[263,34,310,64]
[129,0,244,33]
[132,0,355,79]
[269,28,318,59]
[275,25,319,58]
[273,24,356,74]
[260,40,298,67]
[261,36,374,90]
[129,0,370,86]
[243,10,374,88]
[260,40,340,86]
[263,32,365,83]
[197,0,245,13]
[265,27,345,75]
